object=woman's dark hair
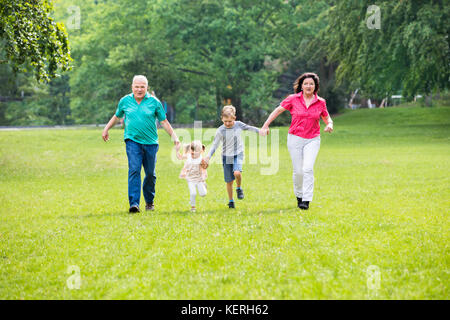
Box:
[293,72,320,94]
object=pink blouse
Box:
[281,92,329,139]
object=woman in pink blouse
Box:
[261,72,333,210]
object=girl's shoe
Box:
[191,207,196,212]
[299,201,309,210]
[297,197,303,208]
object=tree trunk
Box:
[425,94,432,107]
[194,97,198,121]
[232,95,243,121]
[215,84,222,120]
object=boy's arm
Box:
[238,121,260,134]
[206,130,222,161]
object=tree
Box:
[157,0,299,122]
[65,0,186,124]
[0,0,72,82]
[324,0,449,100]
[0,0,335,125]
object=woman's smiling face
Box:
[302,77,315,95]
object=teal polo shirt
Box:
[115,93,167,145]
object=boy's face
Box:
[222,116,235,128]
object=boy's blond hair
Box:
[221,105,236,118]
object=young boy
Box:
[204,105,262,208]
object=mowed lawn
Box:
[0,105,449,299]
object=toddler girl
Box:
[177,140,208,212]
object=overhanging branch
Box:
[159,62,212,77]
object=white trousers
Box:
[287,134,321,201]
[188,181,207,206]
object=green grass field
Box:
[0,105,449,299]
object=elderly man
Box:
[102,75,180,213]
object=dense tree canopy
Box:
[0,0,448,125]
[325,0,449,99]
[0,0,72,82]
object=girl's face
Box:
[190,146,202,159]
[222,116,235,128]
[301,77,316,96]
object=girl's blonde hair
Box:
[221,105,236,118]
[183,140,205,154]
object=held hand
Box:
[174,140,181,151]
[260,127,269,136]
[324,124,333,133]
[102,130,109,142]
[201,158,209,169]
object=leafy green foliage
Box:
[0,0,72,82]
[3,0,448,125]
[324,1,449,98]
[0,63,72,125]
[157,0,296,122]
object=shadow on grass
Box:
[153,206,299,216]
[58,211,129,219]
[58,206,301,219]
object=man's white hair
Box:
[132,75,148,85]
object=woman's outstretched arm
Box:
[260,106,286,135]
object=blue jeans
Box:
[125,139,159,207]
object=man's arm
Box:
[102,115,120,141]
[160,119,180,150]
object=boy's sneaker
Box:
[299,201,309,210]
[297,197,303,209]
[145,203,154,211]
[228,201,235,209]
[236,188,244,199]
[129,205,140,213]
